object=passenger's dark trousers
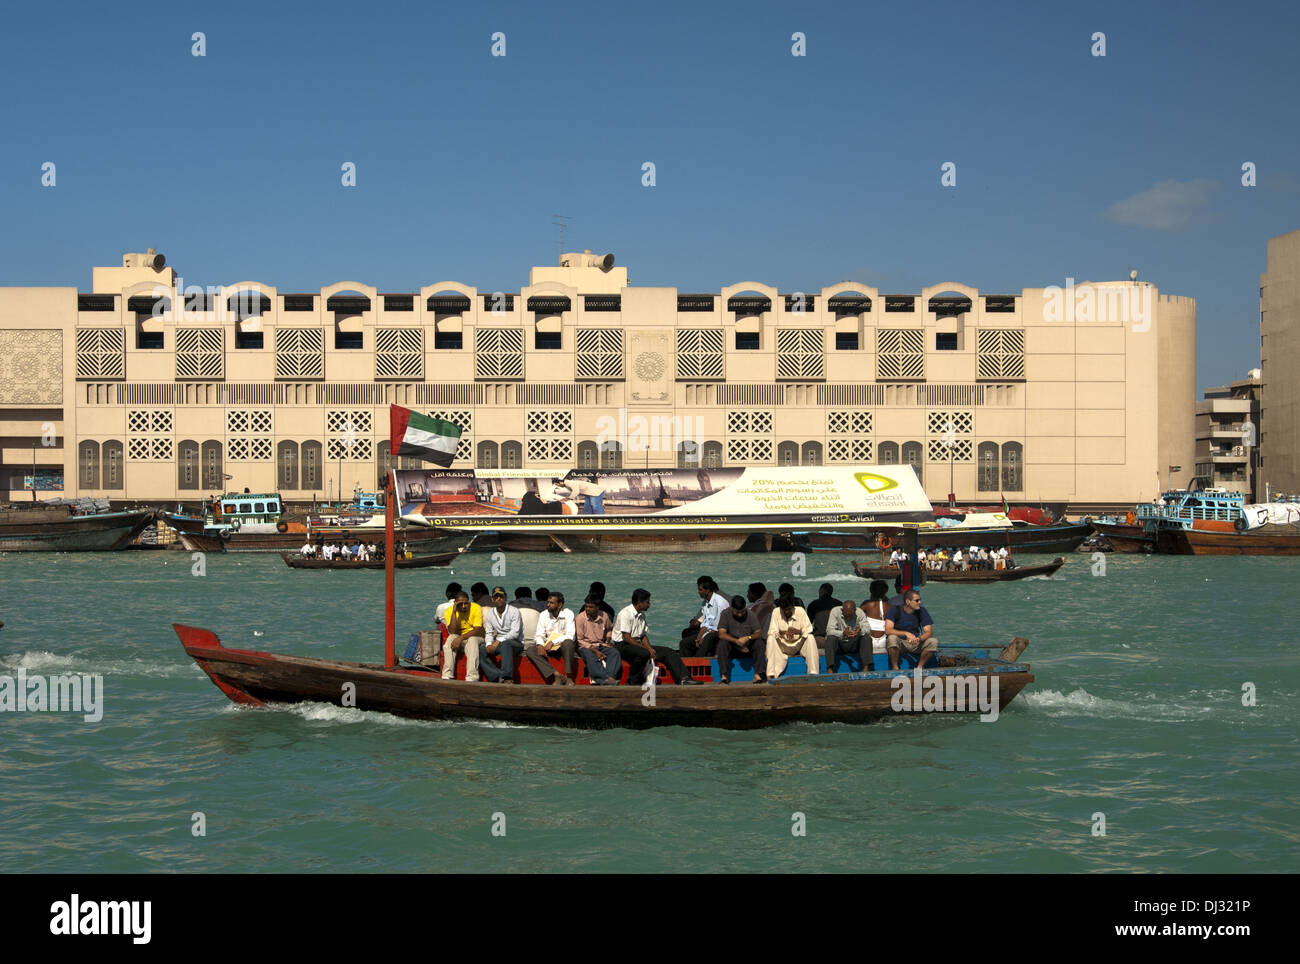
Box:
[824,633,871,674]
[679,629,718,658]
[715,637,767,681]
[616,641,692,685]
[481,638,524,681]
[525,639,576,679]
[579,644,622,682]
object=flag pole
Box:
[384,467,396,667]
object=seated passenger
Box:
[860,579,891,667]
[716,594,766,684]
[681,576,729,658]
[765,594,819,680]
[482,586,525,683]
[440,592,486,681]
[610,589,701,686]
[575,594,621,685]
[824,599,871,674]
[777,583,805,610]
[527,592,578,686]
[805,582,840,625]
[884,589,938,671]
[747,582,775,636]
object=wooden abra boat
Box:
[279,551,459,569]
[793,520,1091,555]
[174,624,1034,729]
[852,556,1066,583]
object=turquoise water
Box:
[1,549,1296,873]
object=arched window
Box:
[301,440,322,491]
[901,441,923,482]
[477,440,500,469]
[178,439,200,490]
[702,441,723,468]
[777,441,799,466]
[278,440,300,490]
[877,441,899,465]
[1001,442,1023,491]
[977,441,999,492]
[201,440,222,490]
[801,441,822,466]
[103,440,124,490]
[676,440,699,469]
[577,440,598,469]
[501,440,522,470]
[600,440,622,469]
[79,440,100,490]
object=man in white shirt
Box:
[681,576,729,658]
[889,549,902,567]
[526,591,578,686]
[301,540,314,558]
[610,589,701,685]
[765,595,820,680]
[482,586,524,683]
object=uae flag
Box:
[390,405,461,467]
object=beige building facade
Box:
[0,250,1195,511]
[1195,372,1260,500]
[1260,229,1300,496]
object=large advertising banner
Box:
[394,466,932,531]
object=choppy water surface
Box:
[0,549,1296,872]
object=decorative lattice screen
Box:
[976,329,1025,379]
[475,328,524,378]
[76,328,125,379]
[877,328,925,379]
[275,328,325,378]
[776,328,825,378]
[676,329,724,379]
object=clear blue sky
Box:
[3,0,1297,393]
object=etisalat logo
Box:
[890,668,1000,722]
[50,895,151,944]
[853,473,898,494]
[0,670,103,722]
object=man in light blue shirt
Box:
[482,586,525,683]
[681,576,729,658]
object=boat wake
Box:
[263,700,523,729]
[1021,687,1217,722]
[0,650,202,679]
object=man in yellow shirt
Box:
[441,591,486,681]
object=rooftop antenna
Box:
[552,214,571,265]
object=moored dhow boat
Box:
[0,500,157,552]
[279,550,460,569]
[851,556,1066,583]
[174,624,1034,729]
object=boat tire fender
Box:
[1234,516,1248,532]
[276,521,289,533]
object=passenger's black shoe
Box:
[678,677,703,685]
